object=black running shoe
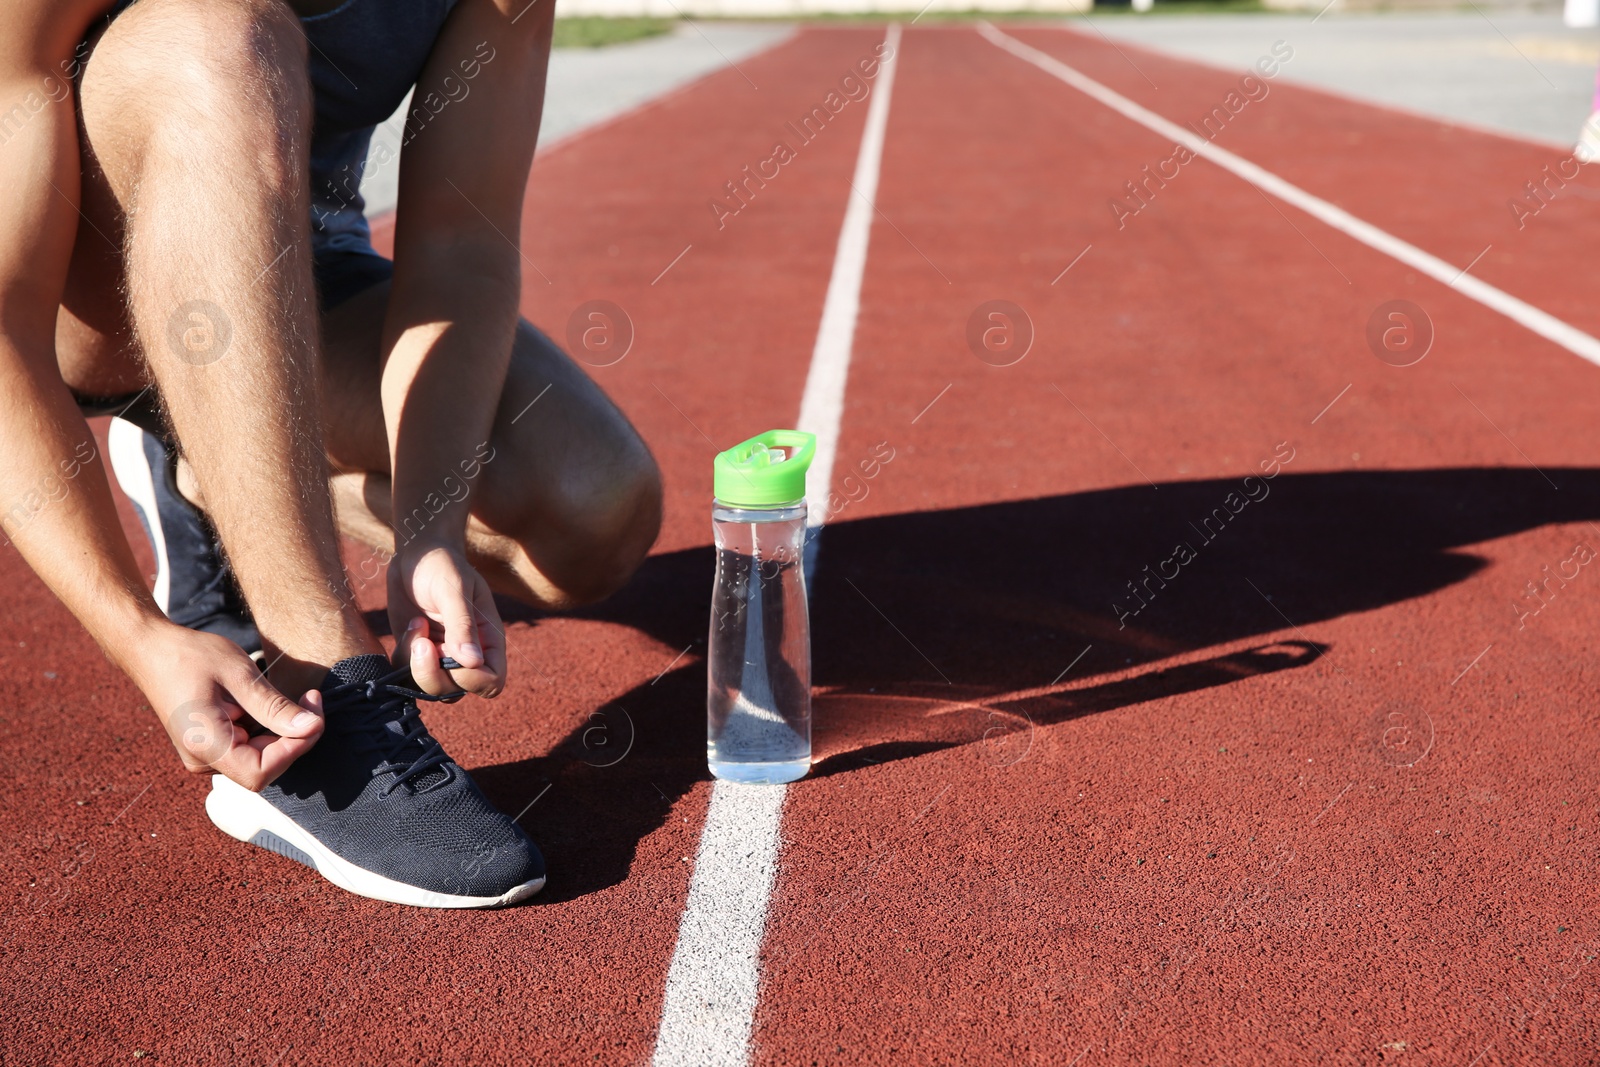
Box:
[107,416,261,655]
[205,654,546,908]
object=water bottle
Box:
[708,430,816,784]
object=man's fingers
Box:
[409,632,458,696]
[394,615,427,669]
[246,729,321,788]
[166,698,244,769]
[214,728,320,791]
[297,689,324,722]
[182,676,324,790]
[163,697,293,789]
[464,580,507,696]
[387,568,423,665]
[446,661,501,698]
[437,581,484,671]
[415,626,499,699]
[230,665,324,740]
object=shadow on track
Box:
[472,467,1596,899]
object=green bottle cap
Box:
[713,429,816,508]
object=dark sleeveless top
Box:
[303,0,460,252]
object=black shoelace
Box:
[323,659,466,796]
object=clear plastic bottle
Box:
[708,431,816,784]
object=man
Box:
[0,0,662,907]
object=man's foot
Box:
[107,417,262,655]
[204,654,546,908]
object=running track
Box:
[6,21,1600,1065]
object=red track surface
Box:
[6,23,1600,1065]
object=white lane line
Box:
[650,23,903,1067]
[800,20,905,569]
[650,785,786,1067]
[976,22,1600,369]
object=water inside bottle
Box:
[708,507,811,784]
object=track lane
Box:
[1005,22,1600,348]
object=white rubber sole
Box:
[106,417,171,612]
[205,775,546,909]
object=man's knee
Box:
[81,0,310,194]
[554,441,663,606]
[501,437,663,608]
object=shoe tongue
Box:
[324,653,394,689]
[324,653,451,791]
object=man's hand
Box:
[139,626,325,791]
[389,542,507,697]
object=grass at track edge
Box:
[553,17,677,48]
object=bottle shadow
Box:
[805,638,1326,778]
[472,467,1599,900]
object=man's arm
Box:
[381,0,557,695]
[0,3,321,788]
[0,6,149,661]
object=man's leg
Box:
[316,280,664,612]
[75,0,379,694]
[54,0,550,909]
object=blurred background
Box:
[357,0,1598,221]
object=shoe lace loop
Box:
[323,662,466,796]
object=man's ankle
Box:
[265,638,387,700]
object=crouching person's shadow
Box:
[471,467,1600,899]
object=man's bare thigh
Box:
[55,0,307,402]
